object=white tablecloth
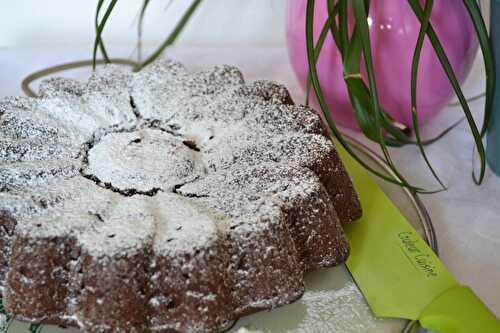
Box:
[1,46,499,317]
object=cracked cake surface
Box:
[0,59,361,333]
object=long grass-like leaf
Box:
[95,0,110,63]
[338,5,416,147]
[136,0,203,70]
[137,0,151,63]
[351,0,416,190]
[338,0,349,57]
[305,2,340,105]
[449,92,485,106]
[341,22,451,148]
[339,23,409,147]
[306,0,423,190]
[342,25,383,142]
[408,0,487,184]
[305,18,333,106]
[344,72,459,147]
[92,0,118,69]
[462,0,495,137]
[311,2,408,146]
[337,4,387,142]
[409,0,446,190]
[319,0,459,151]
[326,0,341,47]
[321,3,388,143]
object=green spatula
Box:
[337,142,500,333]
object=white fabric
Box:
[1,46,499,317]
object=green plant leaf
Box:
[343,69,459,148]
[137,0,151,63]
[326,0,341,47]
[337,5,389,143]
[136,0,203,71]
[310,2,410,147]
[341,20,454,148]
[305,1,340,106]
[462,0,495,137]
[409,0,446,190]
[408,0,487,184]
[92,0,118,69]
[95,0,110,64]
[339,9,416,147]
[338,0,349,57]
[305,0,463,192]
[305,0,423,191]
[342,25,385,143]
[351,0,415,190]
[345,76,380,142]
[449,92,485,106]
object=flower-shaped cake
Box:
[0,60,361,333]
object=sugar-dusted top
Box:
[0,59,334,258]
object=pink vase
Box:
[287,0,479,130]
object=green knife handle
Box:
[419,285,500,333]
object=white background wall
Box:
[0,1,288,49]
[2,0,492,49]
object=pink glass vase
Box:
[287,0,479,130]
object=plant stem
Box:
[136,0,203,71]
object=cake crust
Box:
[0,59,361,333]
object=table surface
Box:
[1,46,499,317]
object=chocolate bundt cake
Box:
[0,59,361,333]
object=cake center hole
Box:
[81,128,206,196]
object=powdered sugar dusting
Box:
[77,195,156,257]
[152,193,220,256]
[291,282,379,333]
[234,282,381,333]
[84,128,206,193]
[0,159,79,192]
[0,58,333,259]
